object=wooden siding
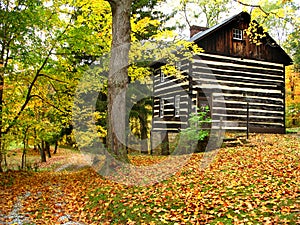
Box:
[152,63,191,132]
[194,15,292,65]
[152,53,285,133]
[192,53,285,133]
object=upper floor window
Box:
[233,28,243,40]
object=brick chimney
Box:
[190,25,209,38]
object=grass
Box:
[286,127,300,133]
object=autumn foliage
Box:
[286,65,300,127]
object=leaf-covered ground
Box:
[0,134,299,224]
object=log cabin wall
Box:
[192,53,286,133]
[152,60,191,132]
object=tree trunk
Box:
[0,152,3,172]
[38,144,46,163]
[4,153,7,168]
[161,131,170,156]
[53,141,58,154]
[106,0,132,162]
[140,115,149,154]
[0,67,4,172]
[21,149,26,169]
[45,141,51,158]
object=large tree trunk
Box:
[106,0,132,162]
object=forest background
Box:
[0,0,299,170]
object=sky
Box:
[156,0,299,43]
[157,0,245,38]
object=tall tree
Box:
[106,0,132,162]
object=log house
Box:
[151,12,292,137]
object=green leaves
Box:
[180,108,211,142]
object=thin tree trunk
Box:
[140,115,148,154]
[45,141,51,158]
[0,65,4,172]
[1,140,6,170]
[21,149,26,169]
[38,144,46,163]
[106,0,132,162]
[161,131,170,156]
[53,141,58,154]
[41,140,45,152]
[0,152,3,172]
[4,153,7,168]
[22,129,29,169]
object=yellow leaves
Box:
[128,65,151,81]
[285,65,300,126]
[246,21,267,45]
[276,8,286,18]
[268,8,286,18]
[131,16,160,42]
[151,30,177,41]
[97,126,107,138]
[161,65,184,80]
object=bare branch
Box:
[233,0,285,19]
[182,1,192,29]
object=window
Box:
[174,95,180,117]
[160,98,164,118]
[160,70,165,82]
[176,61,181,70]
[233,28,243,40]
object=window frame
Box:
[160,69,165,82]
[233,28,243,41]
[174,95,180,117]
[176,61,181,70]
[160,98,164,118]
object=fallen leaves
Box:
[0,134,299,224]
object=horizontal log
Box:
[197,53,284,69]
[193,61,283,78]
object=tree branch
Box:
[3,48,54,135]
[39,74,68,84]
[182,1,191,29]
[30,95,67,114]
[233,0,285,19]
[3,16,73,134]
